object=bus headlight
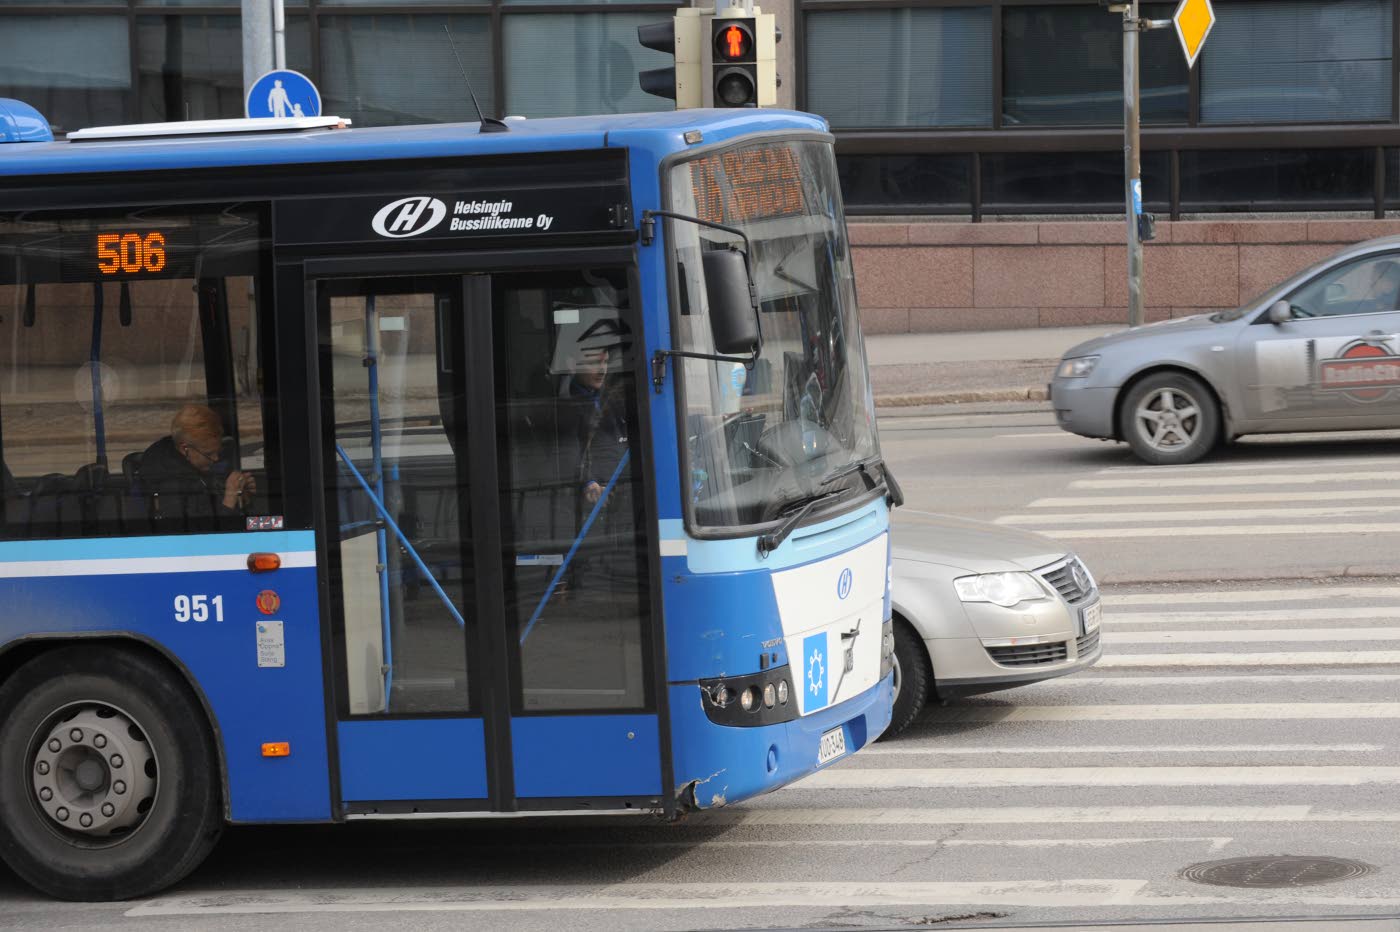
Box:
[699,668,798,727]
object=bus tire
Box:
[884,617,931,739]
[0,645,222,901]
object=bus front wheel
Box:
[0,645,222,901]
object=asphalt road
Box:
[3,403,1399,931]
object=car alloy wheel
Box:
[1134,386,1201,453]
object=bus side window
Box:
[0,205,276,539]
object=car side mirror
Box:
[1267,300,1292,325]
[703,248,760,356]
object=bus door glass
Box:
[317,267,660,809]
[492,269,660,802]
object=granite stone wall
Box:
[850,219,1400,333]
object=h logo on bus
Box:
[837,567,853,600]
[371,196,447,238]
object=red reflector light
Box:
[256,590,281,615]
[247,552,281,573]
[261,742,291,758]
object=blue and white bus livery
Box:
[0,99,896,900]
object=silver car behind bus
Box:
[886,512,1102,736]
[1051,236,1400,464]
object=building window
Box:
[804,8,993,129]
[3,3,678,134]
[0,15,130,136]
[1002,5,1187,126]
[320,13,493,127]
[135,15,311,124]
[837,154,974,214]
[502,13,671,117]
[982,151,1171,213]
[137,15,246,123]
[1179,148,1377,210]
[1201,0,1393,124]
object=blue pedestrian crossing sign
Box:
[246,69,321,119]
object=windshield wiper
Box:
[821,457,905,507]
[757,490,847,557]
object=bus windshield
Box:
[667,138,879,529]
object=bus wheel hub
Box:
[31,707,157,837]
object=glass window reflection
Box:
[1002,4,1187,126]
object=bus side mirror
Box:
[1267,299,1292,324]
[703,248,760,356]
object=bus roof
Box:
[0,109,829,179]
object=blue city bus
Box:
[0,98,897,900]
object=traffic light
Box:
[704,8,779,108]
[637,8,703,109]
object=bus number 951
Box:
[174,594,224,623]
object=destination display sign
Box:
[0,208,262,286]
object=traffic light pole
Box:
[1119,1,1170,329]
[1123,0,1143,329]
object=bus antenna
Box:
[443,25,509,134]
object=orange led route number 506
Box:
[97,231,167,275]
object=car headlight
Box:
[953,572,1046,608]
[1056,355,1100,378]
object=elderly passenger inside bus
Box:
[138,404,255,526]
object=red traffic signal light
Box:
[715,23,754,62]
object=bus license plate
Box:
[817,726,847,766]
[1081,601,1102,635]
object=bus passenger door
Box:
[315,266,664,813]
[318,275,495,808]
[491,269,662,806]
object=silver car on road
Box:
[1051,236,1400,464]
[887,512,1102,736]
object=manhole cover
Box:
[1181,855,1375,888]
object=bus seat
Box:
[121,452,144,489]
[73,462,109,492]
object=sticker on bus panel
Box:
[803,631,828,712]
[256,621,285,669]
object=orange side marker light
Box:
[262,742,291,758]
[247,552,281,573]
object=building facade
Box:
[3,0,1399,330]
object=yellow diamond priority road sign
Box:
[1173,0,1216,68]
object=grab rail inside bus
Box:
[334,443,466,632]
[518,449,629,646]
[363,294,395,703]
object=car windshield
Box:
[666,137,879,528]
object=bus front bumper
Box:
[669,672,894,811]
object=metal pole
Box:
[273,0,286,69]
[241,0,274,99]
[1123,0,1144,328]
